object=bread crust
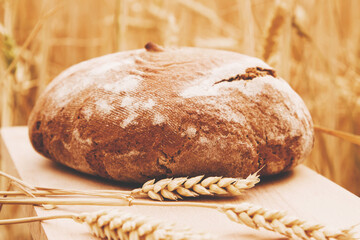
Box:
[28,44,314,183]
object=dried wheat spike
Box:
[219,203,356,240]
[73,209,214,240]
[132,171,260,201]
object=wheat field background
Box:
[0,0,359,238]
[0,0,359,197]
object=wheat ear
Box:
[77,209,214,240]
[0,170,259,202]
[131,171,260,201]
[0,210,214,240]
[219,203,356,240]
[0,197,356,239]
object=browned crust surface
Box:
[28,45,314,183]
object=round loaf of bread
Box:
[28,43,314,183]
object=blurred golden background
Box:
[0,0,359,199]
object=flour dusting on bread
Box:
[103,75,142,93]
[28,44,314,183]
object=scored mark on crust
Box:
[214,67,277,85]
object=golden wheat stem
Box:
[0,190,130,196]
[0,197,218,209]
[34,187,131,200]
[0,191,31,196]
[0,214,74,225]
[1,171,56,209]
[8,181,56,210]
[0,197,130,206]
[0,171,131,201]
[9,181,36,197]
[0,171,36,190]
[314,124,360,146]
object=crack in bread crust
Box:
[214,67,277,85]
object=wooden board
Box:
[1,126,360,239]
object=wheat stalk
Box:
[0,170,36,191]
[0,209,215,240]
[0,171,56,209]
[0,170,132,201]
[131,171,260,201]
[9,181,56,210]
[219,203,356,240]
[314,124,360,146]
[0,170,133,204]
[0,170,259,202]
[0,196,356,239]
[0,171,357,239]
[0,188,132,199]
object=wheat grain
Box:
[219,203,356,240]
[74,209,215,240]
[262,1,287,63]
[0,210,215,240]
[131,171,260,201]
